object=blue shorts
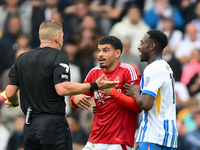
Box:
[138,142,176,150]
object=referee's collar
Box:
[40,46,53,48]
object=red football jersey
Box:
[84,63,141,147]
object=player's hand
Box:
[73,94,92,110]
[124,83,140,98]
[96,74,119,90]
[93,106,97,114]
[4,100,19,108]
[98,88,112,96]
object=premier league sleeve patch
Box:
[59,63,69,73]
[144,76,150,87]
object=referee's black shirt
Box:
[8,47,71,115]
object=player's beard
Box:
[100,64,106,68]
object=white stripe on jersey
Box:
[136,115,178,148]
[120,63,137,81]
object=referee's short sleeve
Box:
[53,52,70,85]
[9,63,19,86]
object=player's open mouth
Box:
[98,58,106,63]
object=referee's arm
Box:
[5,85,19,107]
[55,74,119,96]
[55,81,91,96]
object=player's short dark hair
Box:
[99,36,123,54]
[147,29,168,51]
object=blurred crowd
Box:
[0,0,200,150]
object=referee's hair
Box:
[147,29,168,52]
[39,20,63,41]
[99,35,123,54]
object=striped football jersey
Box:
[136,58,178,148]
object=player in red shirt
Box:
[70,36,142,150]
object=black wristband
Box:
[90,82,98,92]
[11,103,19,107]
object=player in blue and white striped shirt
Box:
[124,29,178,150]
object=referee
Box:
[3,20,118,150]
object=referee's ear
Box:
[55,34,59,43]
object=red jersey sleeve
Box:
[110,88,142,112]
[111,63,141,112]
[70,95,79,109]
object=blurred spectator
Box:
[124,0,145,12]
[180,49,200,85]
[63,38,81,67]
[119,36,147,74]
[78,100,95,139]
[7,33,31,68]
[0,0,5,5]
[0,0,32,35]
[51,11,63,25]
[43,0,60,20]
[0,16,22,70]
[191,0,200,34]
[81,14,101,35]
[187,71,200,97]
[143,0,184,30]
[6,115,25,150]
[51,12,71,40]
[163,45,182,81]
[0,111,10,150]
[175,81,190,108]
[30,0,45,47]
[66,113,88,150]
[74,16,102,80]
[161,17,183,52]
[1,48,29,91]
[176,119,190,150]
[83,50,99,78]
[175,23,200,65]
[185,110,200,150]
[0,45,5,76]
[109,5,150,56]
[31,0,61,47]
[63,38,82,114]
[75,28,102,79]
[64,62,82,114]
[66,0,97,36]
[15,34,31,51]
[0,104,24,134]
[90,0,127,35]
[177,0,196,24]
[58,0,73,12]
[177,97,200,132]
[0,48,26,133]
[143,0,155,12]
